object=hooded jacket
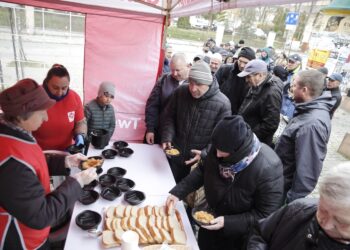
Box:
[215,62,249,114]
[247,198,350,250]
[275,91,335,203]
[238,74,283,146]
[170,144,284,250]
[161,78,231,165]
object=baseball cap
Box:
[328,73,343,82]
[288,54,302,63]
[237,59,268,77]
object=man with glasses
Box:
[84,81,116,141]
[326,73,343,118]
[216,47,256,114]
[237,59,283,146]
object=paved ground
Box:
[310,99,350,197]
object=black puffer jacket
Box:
[238,74,283,146]
[247,198,350,250]
[170,144,284,249]
[215,62,249,114]
[161,78,231,162]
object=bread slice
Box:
[167,201,175,216]
[153,206,160,216]
[114,228,124,243]
[135,227,148,244]
[136,215,148,228]
[105,217,114,231]
[167,215,181,230]
[115,205,126,218]
[149,226,163,244]
[144,205,153,216]
[138,207,145,216]
[128,216,137,230]
[102,230,120,248]
[170,228,187,245]
[124,205,132,217]
[156,216,163,229]
[159,228,172,243]
[121,217,129,231]
[131,206,139,217]
[159,206,167,217]
[162,216,169,231]
[112,218,122,231]
[106,206,116,218]
[147,215,156,229]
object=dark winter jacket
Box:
[275,91,335,203]
[247,198,350,250]
[215,62,249,114]
[145,73,180,143]
[170,144,284,249]
[161,78,231,163]
[327,87,342,118]
[238,74,283,146]
[84,99,116,140]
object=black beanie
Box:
[273,65,288,82]
[238,47,256,61]
[212,115,252,153]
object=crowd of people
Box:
[0,35,348,249]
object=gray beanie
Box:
[189,60,213,85]
[98,81,115,97]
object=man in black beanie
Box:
[161,60,231,183]
[215,47,256,114]
[166,115,283,250]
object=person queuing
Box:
[216,47,256,114]
[144,53,190,145]
[237,59,283,146]
[326,73,343,118]
[84,81,116,141]
[0,79,97,250]
[33,64,87,151]
[163,44,173,74]
[161,60,231,183]
[248,162,350,250]
[275,70,335,203]
[259,48,274,71]
[166,115,283,250]
[209,53,222,74]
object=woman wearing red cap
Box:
[0,79,97,250]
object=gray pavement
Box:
[310,100,350,197]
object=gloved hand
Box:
[74,134,85,146]
[65,153,88,168]
[73,168,97,187]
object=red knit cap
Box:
[0,78,55,116]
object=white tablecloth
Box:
[64,142,199,250]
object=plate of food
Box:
[80,156,104,174]
[191,206,215,226]
[164,146,180,158]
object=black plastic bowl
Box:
[100,186,122,201]
[75,210,102,230]
[113,141,128,149]
[83,180,98,191]
[66,144,84,154]
[107,167,127,178]
[119,148,134,158]
[99,174,117,188]
[191,206,216,226]
[116,178,135,192]
[78,190,99,205]
[102,149,118,159]
[80,156,104,174]
[164,146,181,158]
[124,190,145,205]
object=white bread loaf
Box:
[166,201,175,216]
[147,215,156,229]
[149,226,163,244]
[102,230,120,248]
[159,206,167,217]
[156,216,163,229]
[153,206,160,216]
[135,227,148,244]
[112,218,122,231]
[128,216,137,230]
[145,205,153,216]
[121,217,129,231]
[138,207,145,216]
[167,215,181,230]
[162,216,169,231]
[131,206,139,217]
[124,205,132,217]
[170,228,187,245]
[114,228,125,243]
[105,217,114,231]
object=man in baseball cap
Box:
[237,59,283,146]
[326,72,343,118]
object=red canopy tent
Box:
[3,0,313,141]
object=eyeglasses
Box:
[104,92,114,99]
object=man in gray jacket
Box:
[275,69,335,203]
[161,60,231,183]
